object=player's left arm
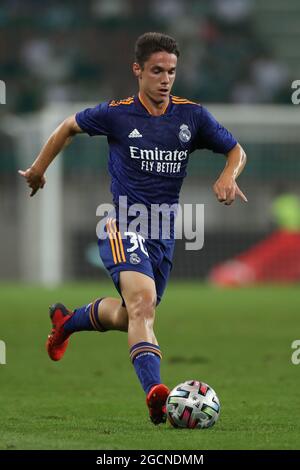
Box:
[213,143,247,206]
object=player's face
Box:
[133,51,177,104]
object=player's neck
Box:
[138,91,169,116]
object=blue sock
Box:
[130,342,162,394]
[64,298,107,333]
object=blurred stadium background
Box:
[1,0,300,452]
[0,0,299,285]
[1,0,300,285]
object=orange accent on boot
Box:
[146,384,170,425]
[46,303,73,361]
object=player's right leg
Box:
[46,294,160,361]
[97,297,128,331]
[46,299,106,361]
[46,216,130,361]
[46,303,73,362]
[46,297,130,361]
[97,297,158,343]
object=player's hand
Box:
[18,166,46,197]
[213,175,247,205]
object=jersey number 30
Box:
[124,232,149,257]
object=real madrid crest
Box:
[179,124,191,143]
[130,253,141,264]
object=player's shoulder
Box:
[171,95,201,107]
[108,95,135,110]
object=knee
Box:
[126,289,156,322]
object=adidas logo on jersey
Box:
[128,128,143,138]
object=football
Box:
[166,380,220,429]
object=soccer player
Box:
[19,32,247,425]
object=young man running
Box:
[19,32,247,425]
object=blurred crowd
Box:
[0,0,291,113]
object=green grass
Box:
[0,282,300,450]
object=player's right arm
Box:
[18,115,83,197]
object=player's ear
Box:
[133,62,142,79]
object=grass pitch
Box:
[0,282,299,450]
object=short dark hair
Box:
[134,32,180,67]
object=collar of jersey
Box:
[135,93,171,116]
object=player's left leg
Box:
[119,270,169,424]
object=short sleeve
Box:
[75,102,111,136]
[194,106,237,154]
